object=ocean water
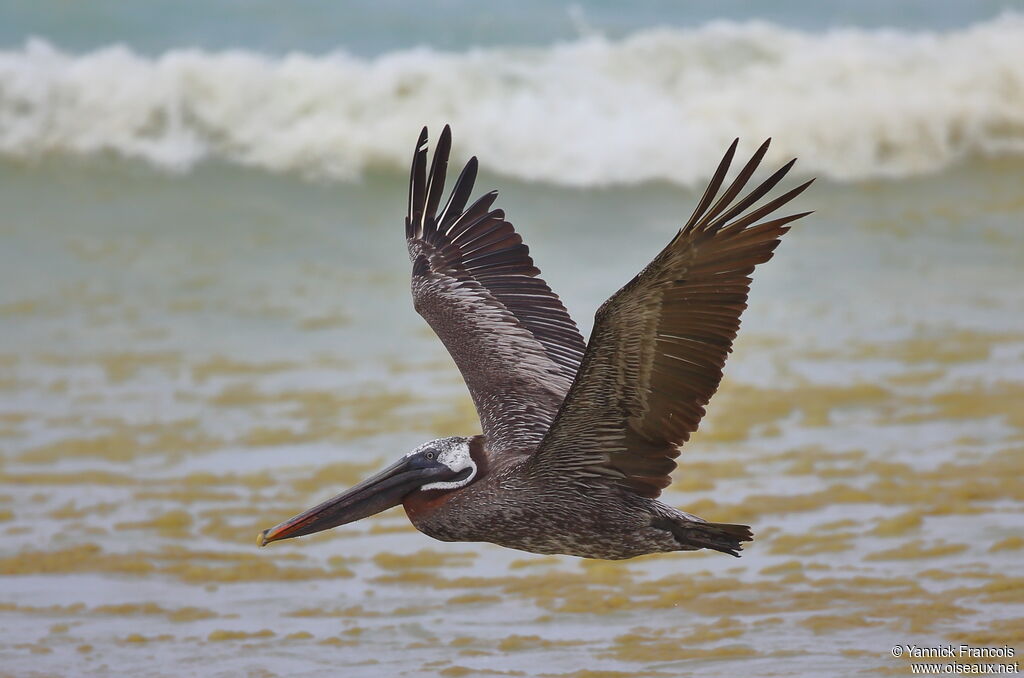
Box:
[1,3,1023,677]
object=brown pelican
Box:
[259,126,812,559]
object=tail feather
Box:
[694,521,753,557]
[654,517,753,557]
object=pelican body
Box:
[259,127,812,559]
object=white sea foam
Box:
[2,14,1024,186]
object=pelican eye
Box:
[424,450,435,461]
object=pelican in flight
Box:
[259,126,812,559]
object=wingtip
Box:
[792,177,816,195]
[786,209,815,222]
[719,139,739,172]
[770,157,799,182]
[748,138,772,166]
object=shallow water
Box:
[4,3,1024,675]
[1,149,1023,676]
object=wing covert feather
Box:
[529,139,813,496]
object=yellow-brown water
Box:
[1,156,1022,677]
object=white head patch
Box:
[409,437,477,491]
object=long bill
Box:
[258,455,445,547]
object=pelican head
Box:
[258,436,477,546]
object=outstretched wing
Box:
[528,139,813,497]
[406,126,587,454]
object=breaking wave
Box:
[2,14,1024,186]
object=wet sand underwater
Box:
[1,155,1023,676]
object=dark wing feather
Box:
[529,139,813,496]
[406,126,587,453]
